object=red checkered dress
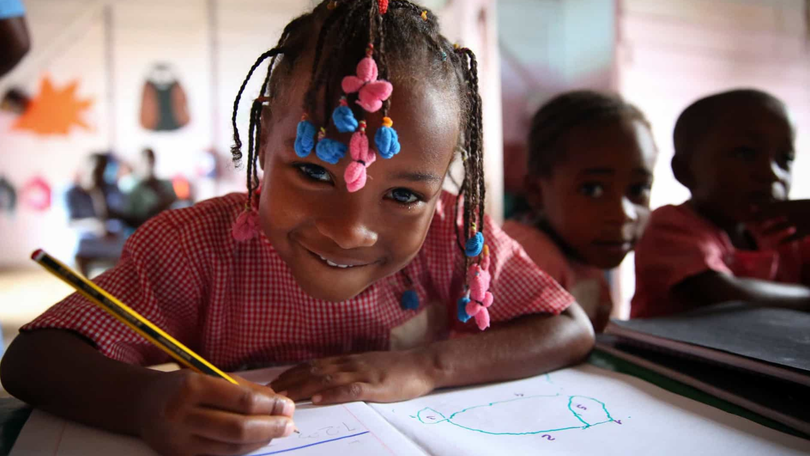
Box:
[23,191,572,371]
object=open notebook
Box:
[11,364,810,456]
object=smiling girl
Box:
[1,2,592,455]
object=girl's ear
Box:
[523,175,545,213]
[671,154,693,189]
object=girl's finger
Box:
[271,360,349,392]
[759,221,793,237]
[748,217,788,233]
[185,375,293,416]
[779,230,808,245]
[277,371,360,402]
[185,408,295,444]
[311,381,380,405]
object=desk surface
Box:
[1,350,806,455]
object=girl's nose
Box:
[606,195,638,224]
[315,200,378,250]
[754,157,786,184]
[621,197,639,222]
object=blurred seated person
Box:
[66,153,128,276]
[125,148,177,228]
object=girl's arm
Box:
[426,302,594,389]
[1,329,295,456]
[674,271,810,312]
[271,303,594,403]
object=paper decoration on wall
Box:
[195,149,219,178]
[140,63,190,131]
[12,76,93,135]
[20,176,51,211]
[172,175,192,200]
[0,87,30,115]
[0,176,17,215]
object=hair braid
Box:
[260,16,307,97]
[251,100,263,191]
[231,48,284,166]
[528,90,652,177]
[453,46,485,257]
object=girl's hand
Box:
[137,371,296,456]
[749,200,810,247]
[270,350,437,405]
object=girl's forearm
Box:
[0,329,161,436]
[676,271,810,311]
[422,303,594,389]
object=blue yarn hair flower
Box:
[401,289,419,311]
[316,138,347,165]
[332,104,358,133]
[465,231,484,257]
[375,118,401,159]
[294,119,317,157]
[457,296,471,322]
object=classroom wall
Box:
[0,0,503,268]
[498,0,616,195]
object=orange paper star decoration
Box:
[13,75,94,135]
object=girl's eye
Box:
[296,163,332,183]
[731,147,756,161]
[387,188,420,205]
[579,183,604,198]
[629,183,652,200]
[630,183,652,198]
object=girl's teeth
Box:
[320,256,353,268]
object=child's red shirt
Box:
[632,202,810,318]
[23,191,572,370]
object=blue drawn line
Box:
[415,394,615,436]
[445,394,561,423]
[567,395,613,429]
[251,431,370,455]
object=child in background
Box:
[632,89,810,318]
[1,2,593,456]
[125,148,178,228]
[503,91,658,332]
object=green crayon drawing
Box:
[413,394,615,436]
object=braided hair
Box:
[230,0,485,259]
[527,90,651,177]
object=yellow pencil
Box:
[31,249,238,384]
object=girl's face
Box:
[259,78,459,302]
[527,118,657,269]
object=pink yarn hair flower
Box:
[341,46,393,113]
[232,208,259,241]
[345,121,377,192]
[464,246,495,330]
